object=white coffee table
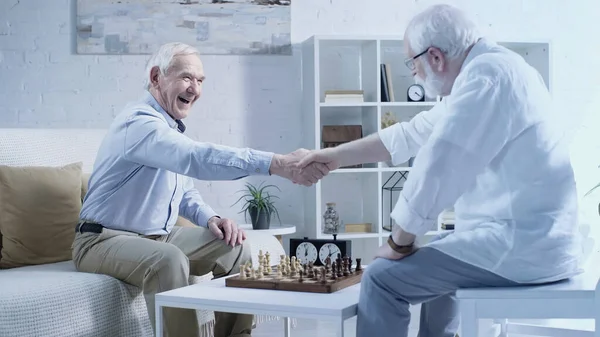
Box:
[238,223,296,245]
[155,275,360,337]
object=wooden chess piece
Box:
[355,258,362,271]
[312,267,319,280]
[321,267,327,284]
[331,263,337,280]
[298,269,304,283]
[325,257,331,273]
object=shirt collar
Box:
[459,37,493,73]
[142,91,186,133]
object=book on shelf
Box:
[380,63,395,102]
[324,90,364,103]
[440,209,455,230]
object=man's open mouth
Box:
[178,96,191,104]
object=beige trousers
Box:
[72,225,254,337]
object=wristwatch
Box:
[387,234,414,254]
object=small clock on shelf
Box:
[407,84,425,102]
[289,235,352,266]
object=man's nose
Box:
[188,81,200,94]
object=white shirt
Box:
[379,38,583,284]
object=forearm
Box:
[123,113,274,180]
[392,224,416,246]
[333,133,391,167]
[179,180,219,228]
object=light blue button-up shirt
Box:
[80,91,274,235]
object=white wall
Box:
[2,0,600,242]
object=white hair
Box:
[143,42,201,89]
[406,4,481,61]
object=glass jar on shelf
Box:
[322,202,340,234]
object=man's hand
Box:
[270,148,331,186]
[207,216,245,247]
[296,148,341,172]
[374,242,417,260]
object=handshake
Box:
[270,148,340,187]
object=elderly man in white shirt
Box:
[298,4,582,337]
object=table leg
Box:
[155,302,163,337]
[336,319,345,337]
[275,235,283,246]
[284,317,291,337]
[459,301,478,337]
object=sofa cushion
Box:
[0,162,83,269]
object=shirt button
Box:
[255,168,260,173]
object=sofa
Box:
[0,128,289,337]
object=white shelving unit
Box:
[300,35,551,260]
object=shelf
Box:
[318,39,378,103]
[302,35,552,252]
[317,232,381,239]
[319,102,378,107]
[318,102,436,108]
[379,39,440,104]
[319,172,379,235]
[380,102,437,107]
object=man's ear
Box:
[149,66,161,87]
[428,47,445,72]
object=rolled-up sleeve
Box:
[122,110,274,180]
[378,103,443,166]
[391,73,512,236]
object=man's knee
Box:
[152,244,189,278]
[230,239,252,273]
[362,258,390,288]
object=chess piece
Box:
[299,270,304,283]
[257,265,264,279]
[321,267,327,284]
[355,258,362,271]
[343,258,349,277]
[312,267,319,280]
[276,268,283,279]
[325,257,331,273]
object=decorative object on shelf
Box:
[440,208,455,230]
[324,90,364,103]
[381,170,410,231]
[381,111,398,129]
[233,181,281,230]
[380,63,395,102]
[289,235,352,266]
[322,125,363,168]
[322,202,341,234]
[407,84,425,102]
[344,223,372,233]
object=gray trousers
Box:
[356,246,520,337]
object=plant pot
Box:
[249,207,271,230]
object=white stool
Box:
[456,268,600,337]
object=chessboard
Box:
[225,250,363,293]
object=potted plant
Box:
[233,181,281,230]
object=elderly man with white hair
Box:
[298,4,582,337]
[72,42,329,337]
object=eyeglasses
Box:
[404,47,430,71]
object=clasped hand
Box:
[272,148,340,186]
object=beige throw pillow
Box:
[0,162,83,269]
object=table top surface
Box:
[238,224,296,235]
[156,275,360,318]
